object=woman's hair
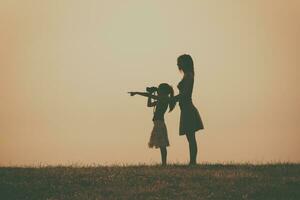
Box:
[158,83,176,112]
[177,54,194,74]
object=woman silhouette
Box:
[173,54,204,165]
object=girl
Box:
[128,83,176,166]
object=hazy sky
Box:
[1,0,299,166]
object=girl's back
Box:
[152,98,168,121]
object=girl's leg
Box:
[160,147,167,166]
[186,132,197,165]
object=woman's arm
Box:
[173,74,193,103]
[172,94,181,103]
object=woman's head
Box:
[157,83,176,112]
[177,54,194,74]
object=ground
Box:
[0,164,299,200]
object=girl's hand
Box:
[128,92,136,96]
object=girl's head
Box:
[157,83,176,112]
[177,54,194,74]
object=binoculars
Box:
[146,87,157,93]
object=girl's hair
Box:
[158,83,176,112]
[177,54,194,74]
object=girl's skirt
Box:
[148,120,170,148]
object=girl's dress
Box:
[177,73,204,135]
[148,99,170,148]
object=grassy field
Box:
[0,163,299,200]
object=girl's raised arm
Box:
[147,94,157,107]
[128,92,159,100]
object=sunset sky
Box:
[1,0,299,166]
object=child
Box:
[128,83,176,166]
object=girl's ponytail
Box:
[168,85,176,112]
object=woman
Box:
[173,54,204,165]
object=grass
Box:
[0,163,299,200]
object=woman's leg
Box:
[186,132,197,165]
[160,147,167,166]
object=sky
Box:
[0,0,299,166]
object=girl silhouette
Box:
[173,54,204,165]
[129,83,175,166]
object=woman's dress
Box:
[177,73,204,135]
